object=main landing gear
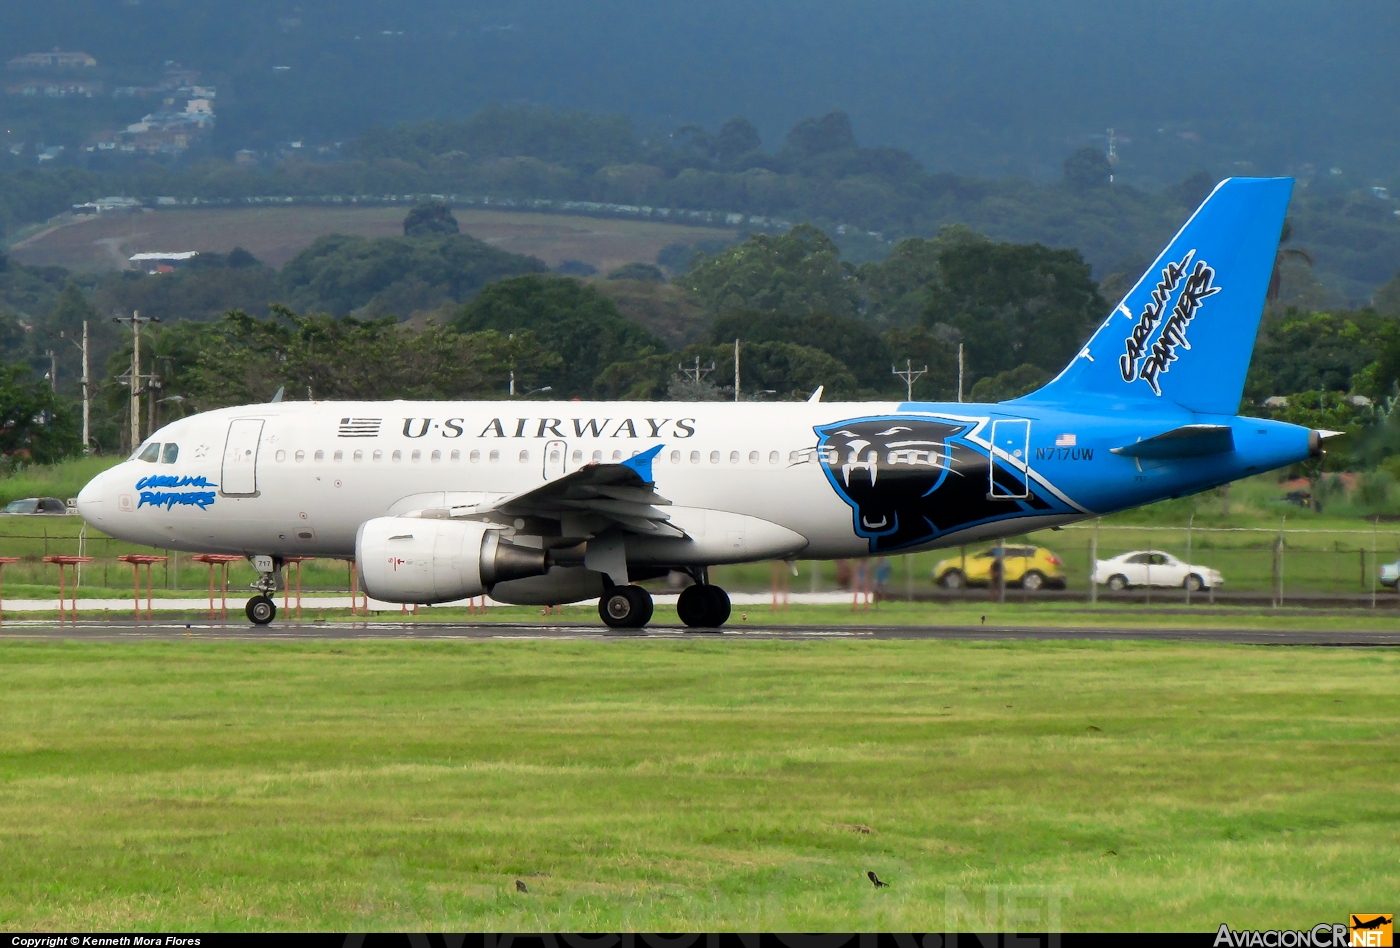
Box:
[676,582,731,630]
[245,554,280,626]
[596,580,732,630]
[599,584,654,629]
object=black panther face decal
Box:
[814,415,1074,552]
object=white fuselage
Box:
[82,399,1062,562]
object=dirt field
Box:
[7,205,736,273]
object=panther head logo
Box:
[814,416,1060,552]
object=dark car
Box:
[2,497,68,515]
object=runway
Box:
[3,618,1398,645]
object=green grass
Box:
[0,638,1394,930]
[0,455,120,507]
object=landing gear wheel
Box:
[246,595,277,625]
[677,584,714,627]
[599,585,653,628]
[703,585,731,627]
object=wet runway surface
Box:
[3,619,1398,645]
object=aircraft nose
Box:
[76,469,109,523]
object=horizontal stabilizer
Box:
[1111,424,1235,459]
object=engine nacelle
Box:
[356,518,547,603]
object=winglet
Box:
[621,444,664,483]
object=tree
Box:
[1063,146,1111,190]
[1266,219,1314,303]
[404,201,460,237]
[682,225,859,317]
[0,362,80,465]
[454,275,664,397]
[709,309,889,390]
[925,240,1105,384]
[1376,270,1400,317]
[279,233,547,317]
[716,117,761,162]
[596,340,856,401]
[785,111,856,159]
[967,364,1051,402]
[859,226,988,327]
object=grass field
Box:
[0,638,1393,930]
[6,206,736,274]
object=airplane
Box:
[76,176,1328,628]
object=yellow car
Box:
[932,545,1066,591]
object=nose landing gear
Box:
[246,595,277,625]
[245,554,280,626]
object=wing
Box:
[450,445,685,539]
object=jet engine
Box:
[356,518,547,603]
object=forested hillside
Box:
[4,108,1398,305]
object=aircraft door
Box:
[988,419,1031,499]
[221,418,265,496]
[543,439,567,480]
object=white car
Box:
[1093,550,1223,591]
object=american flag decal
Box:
[338,417,381,438]
[1055,433,1077,447]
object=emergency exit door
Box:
[988,418,1031,499]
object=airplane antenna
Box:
[891,358,928,401]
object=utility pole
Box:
[44,348,57,392]
[61,322,91,453]
[733,338,740,402]
[680,355,715,384]
[891,358,928,401]
[112,310,159,451]
[1107,127,1117,185]
[957,343,965,402]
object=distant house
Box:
[129,251,198,274]
[4,79,103,97]
[234,149,259,165]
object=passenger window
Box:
[161,443,179,464]
[391,450,402,462]
[294,450,304,462]
[611,450,622,461]
[690,450,700,464]
[592,449,603,462]
[769,451,779,464]
[137,442,160,463]
[709,450,720,464]
[314,450,324,462]
[469,449,480,463]
[352,450,362,461]
[372,450,382,461]
[670,450,680,464]
[431,449,441,462]
[729,451,740,464]
[518,450,529,463]
[275,449,286,462]
[333,450,342,461]
[450,449,460,461]
[489,449,500,463]
[748,450,759,464]
[572,449,583,463]
[411,449,421,462]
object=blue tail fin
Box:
[1023,177,1293,415]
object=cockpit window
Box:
[161,443,179,464]
[137,442,161,463]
